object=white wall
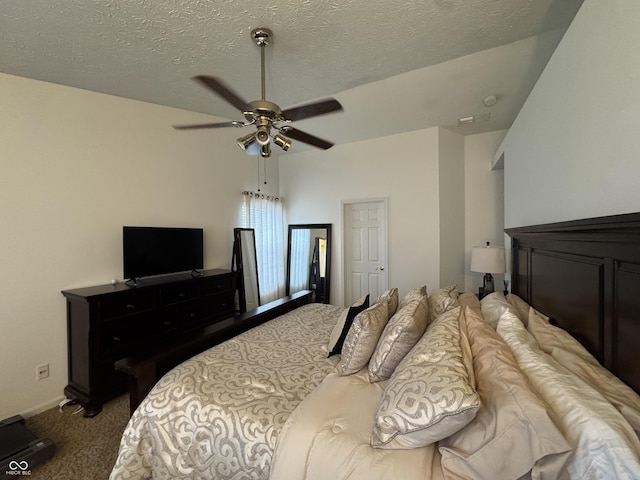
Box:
[464,130,507,293]
[499,0,640,228]
[280,126,505,305]
[438,129,465,288]
[0,73,279,419]
[280,128,442,306]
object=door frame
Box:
[341,197,389,307]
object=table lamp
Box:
[471,242,506,297]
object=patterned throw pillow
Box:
[327,295,370,357]
[376,288,399,319]
[368,294,429,382]
[397,285,427,311]
[337,300,389,376]
[427,284,459,323]
[372,306,480,449]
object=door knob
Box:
[376,266,385,271]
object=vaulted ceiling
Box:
[1,0,584,151]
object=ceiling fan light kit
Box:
[174,28,343,158]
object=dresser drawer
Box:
[160,283,200,306]
[100,316,154,356]
[202,275,234,296]
[175,296,233,330]
[100,292,156,321]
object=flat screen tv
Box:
[123,226,204,280]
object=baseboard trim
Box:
[20,394,67,418]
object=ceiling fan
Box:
[173,28,343,158]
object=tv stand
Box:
[62,269,236,416]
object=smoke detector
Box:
[483,95,498,107]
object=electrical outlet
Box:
[36,363,49,381]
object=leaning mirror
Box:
[286,224,331,303]
[232,228,260,312]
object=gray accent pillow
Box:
[337,300,389,376]
[368,294,429,383]
[372,306,480,449]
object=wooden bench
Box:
[115,290,313,416]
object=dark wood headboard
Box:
[506,212,640,394]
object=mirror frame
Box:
[232,228,261,313]
[286,223,332,303]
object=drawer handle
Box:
[190,313,197,318]
[164,320,171,326]
[126,304,135,310]
[178,293,186,298]
[113,336,122,342]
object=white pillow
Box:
[497,311,640,479]
[480,292,520,329]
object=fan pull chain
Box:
[263,157,268,186]
[257,157,261,192]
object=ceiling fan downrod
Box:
[251,28,272,102]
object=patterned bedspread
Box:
[110,303,342,480]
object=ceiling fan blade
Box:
[281,98,343,122]
[173,121,240,130]
[193,75,252,112]
[281,127,334,150]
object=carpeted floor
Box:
[24,395,130,480]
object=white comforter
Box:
[270,369,444,480]
[110,303,342,480]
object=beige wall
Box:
[499,0,640,228]
[0,73,279,419]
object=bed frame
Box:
[506,212,640,394]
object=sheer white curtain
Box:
[290,228,311,293]
[241,191,285,303]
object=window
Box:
[241,191,286,303]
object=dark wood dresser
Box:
[61,269,236,416]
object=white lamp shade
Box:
[471,246,506,274]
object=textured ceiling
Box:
[1,0,584,150]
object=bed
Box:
[110,213,640,480]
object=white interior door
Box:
[343,200,388,305]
